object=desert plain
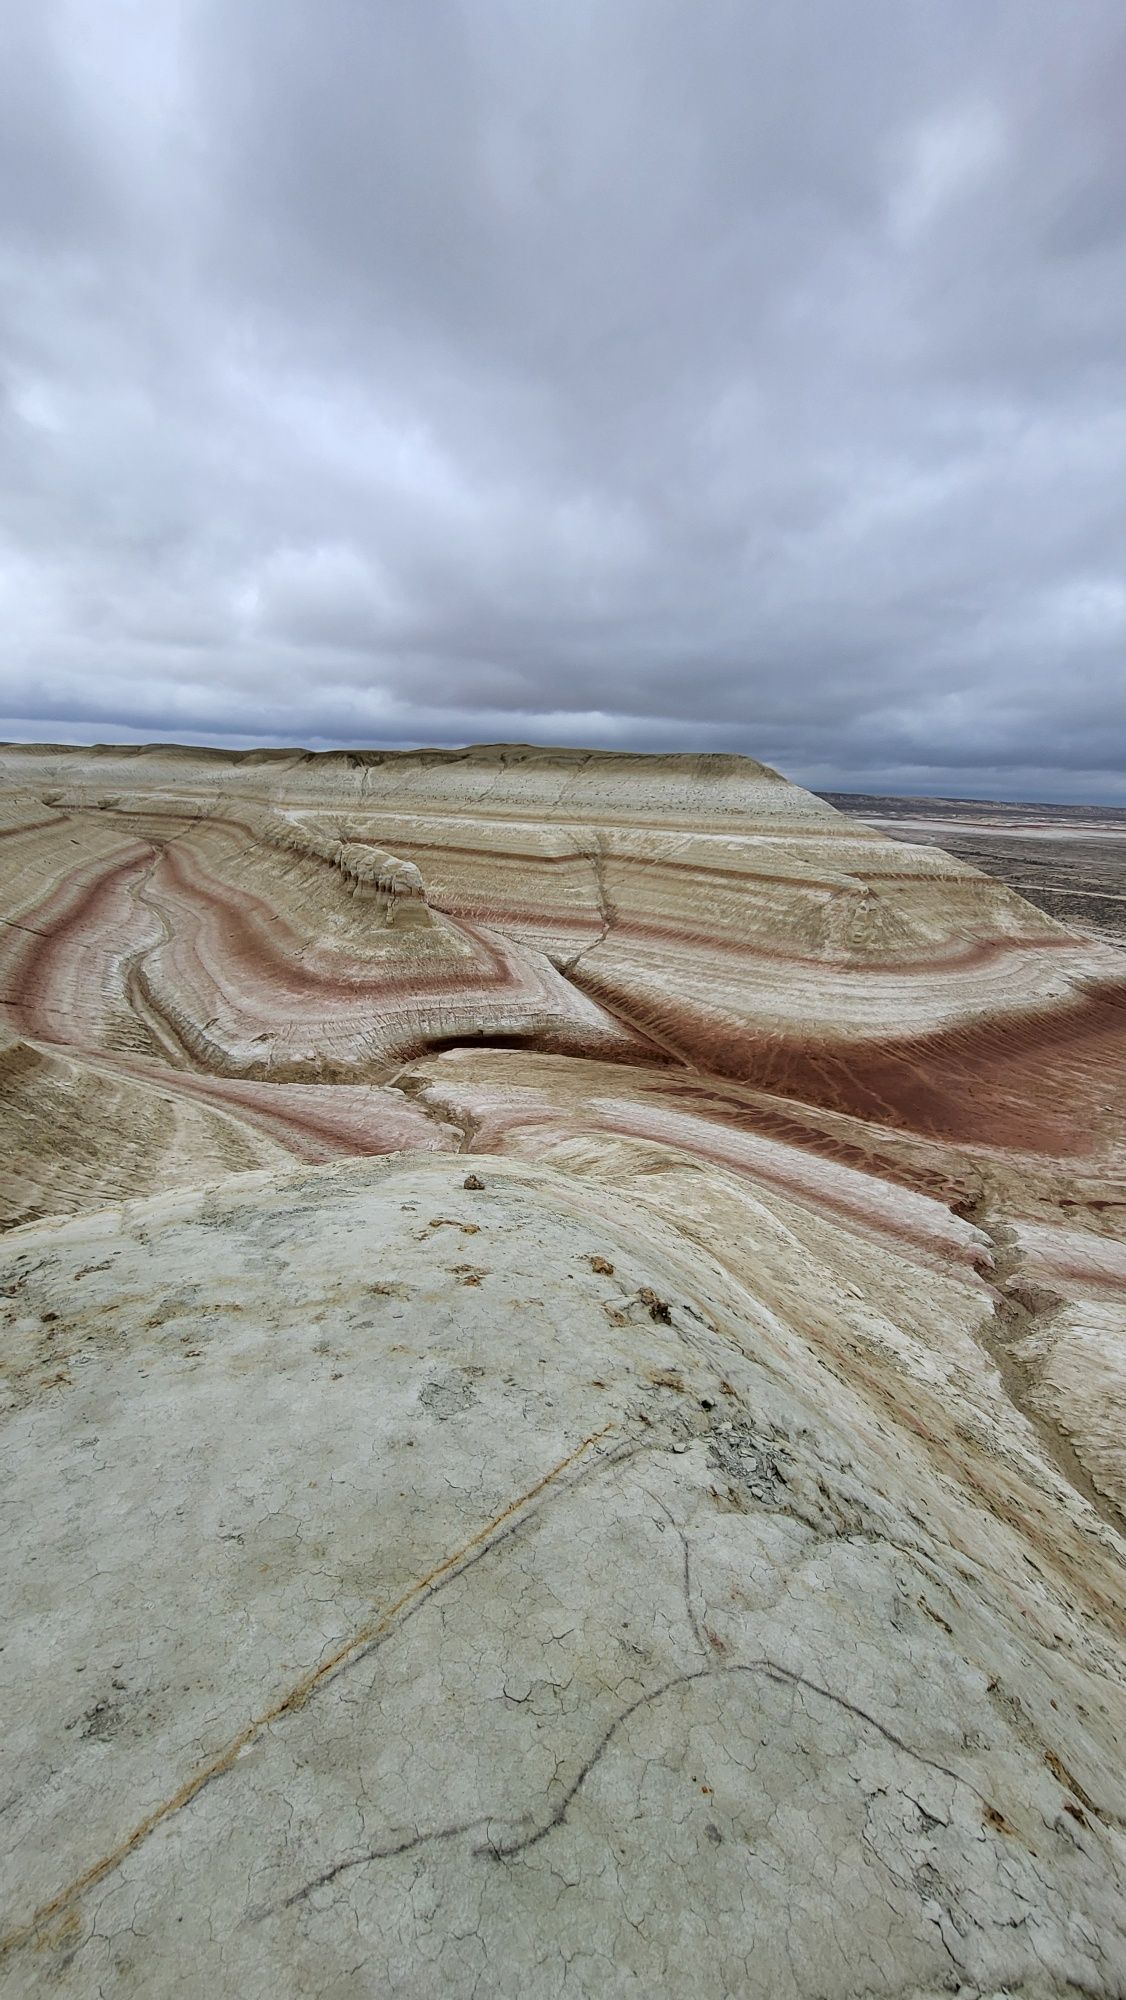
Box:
[1,742,1125,1998]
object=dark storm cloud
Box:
[1,1,1124,798]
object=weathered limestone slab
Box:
[2,1158,1124,1997]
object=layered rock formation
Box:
[1,743,1124,1998]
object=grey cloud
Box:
[1,1,1124,801]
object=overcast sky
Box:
[1,2,1124,799]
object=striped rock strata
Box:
[1,744,1125,1999]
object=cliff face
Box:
[2,745,1125,1999]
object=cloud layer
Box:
[2,1,1124,798]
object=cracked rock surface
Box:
[2,1156,1125,1998]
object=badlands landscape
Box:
[2,740,1125,1999]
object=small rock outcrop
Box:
[256,810,435,925]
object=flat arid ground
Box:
[2,743,1125,1999]
[823,793,1126,950]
